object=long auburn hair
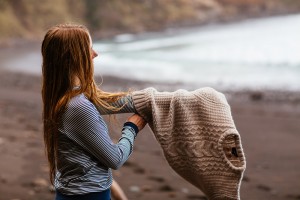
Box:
[41,24,127,184]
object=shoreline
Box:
[1,69,300,104]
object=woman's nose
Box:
[92,49,98,59]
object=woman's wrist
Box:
[123,121,139,135]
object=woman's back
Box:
[55,94,135,195]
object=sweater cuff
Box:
[132,88,155,122]
[123,122,139,135]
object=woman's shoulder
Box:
[66,94,97,115]
[69,93,90,106]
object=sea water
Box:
[93,14,300,91]
[2,14,300,91]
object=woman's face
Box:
[89,35,98,59]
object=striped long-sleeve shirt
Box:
[55,94,136,195]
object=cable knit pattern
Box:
[132,87,246,200]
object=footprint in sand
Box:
[159,184,174,192]
[123,161,146,174]
[147,176,165,183]
[187,194,207,200]
[286,194,300,199]
[133,166,145,174]
[242,175,250,182]
[256,184,271,192]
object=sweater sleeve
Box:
[96,95,136,115]
[62,95,137,170]
[132,87,174,123]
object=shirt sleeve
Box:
[96,95,136,115]
[62,95,137,170]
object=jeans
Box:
[55,189,111,200]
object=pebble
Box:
[181,188,189,194]
[48,185,55,193]
[113,171,122,177]
[32,178,48,187]
[270,189,278,196]
[168,192,177,198]
[40,165,49,173]
[28,190,35,195]
[0,175,7,183]
[141,185,152,192]
[129,185,140,193]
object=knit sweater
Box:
[132,87,246,200]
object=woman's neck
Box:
[73,76,81,87]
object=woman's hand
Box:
[127,114,147,132]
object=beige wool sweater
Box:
[132,87,246,200]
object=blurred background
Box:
[1,0,300,90]
[0,0,300,200]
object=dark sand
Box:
[0,68,299,200]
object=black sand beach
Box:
[0,67,299,200]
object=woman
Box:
[41,24,146,200]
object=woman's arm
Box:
[96,95,136,115]
[63,96,138,169]
[111,180,128,200]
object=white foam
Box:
[93,14,300,90]
[2,14,300,91]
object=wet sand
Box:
[0,69,299,200]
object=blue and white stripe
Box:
[55,94,136,195]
